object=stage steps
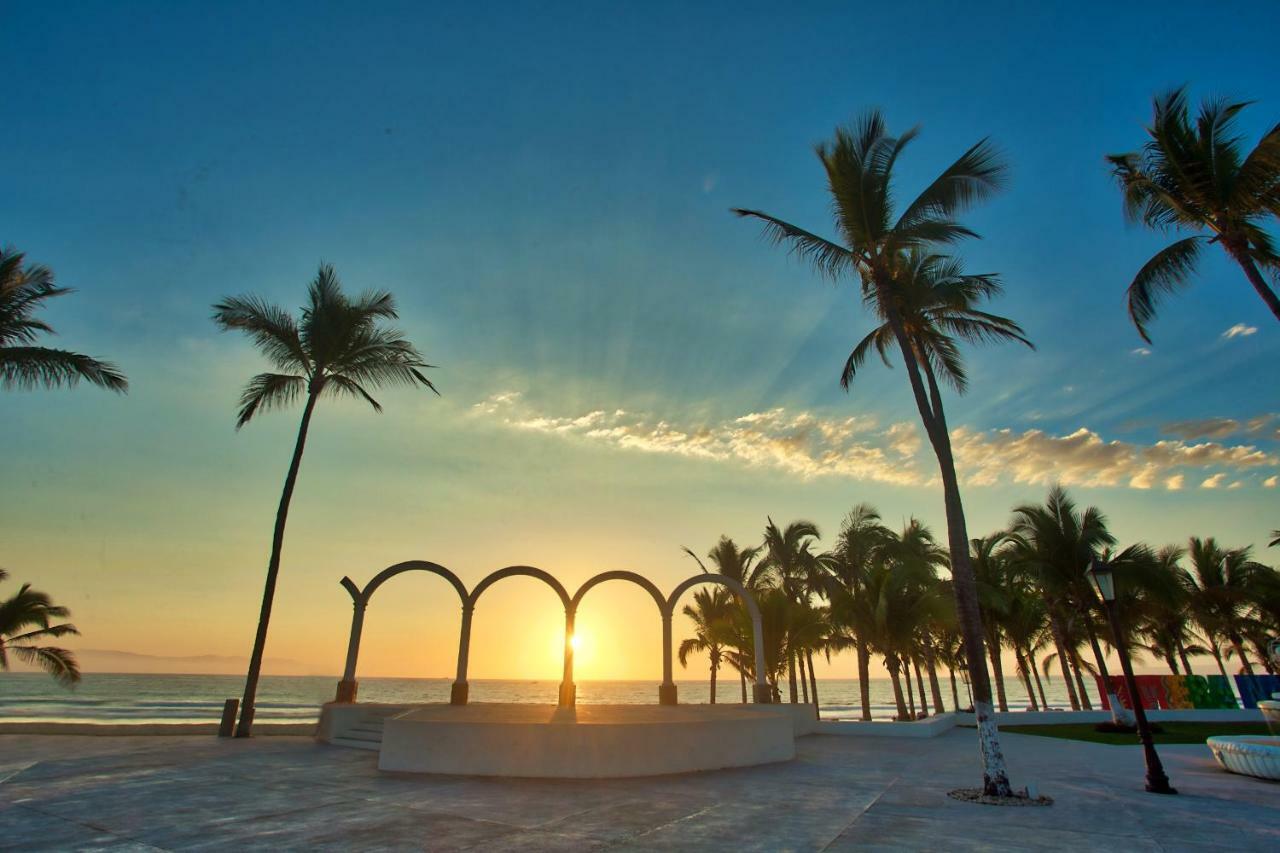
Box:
[328,705,411,751]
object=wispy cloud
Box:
[1222,323,1258,339]
[1160,414,1278,441]
[1130,347,1151,357]
[473,393,1279,491]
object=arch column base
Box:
[558,681,576,707]
[335,680,358,703]
[658,683,678,705]
[752,683,772,704]
[450,682,469,705]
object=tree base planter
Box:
[1207,736,1280,781]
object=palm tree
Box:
[970,533,1016,712]
[213,264,437,736]
[1,248,127,393]
[0,569,81,686]
[1184,537,1265,678]
[1269,530,1279,548]
[1107,87,1280,339]
[683,536,765,701]
[1010,487,1137,724]
[736,115,1028,792]
[825,504,893,720]
[677,587,733,703]
[760,518,826,703]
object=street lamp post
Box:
[1085,557,1177,795]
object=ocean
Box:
[0,672,1078,724]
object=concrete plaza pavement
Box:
[1,726,1277,851]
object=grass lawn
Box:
[1001,721,1273,745]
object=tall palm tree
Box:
[213,264,437,736]
[0,569,80,686]
[1,248,127,393]
[1107,87,1280,339]
[735,115,1027,793]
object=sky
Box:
[2,1,1278,686]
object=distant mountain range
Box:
[69,648,316,675]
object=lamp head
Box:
[1086,557,1115,603]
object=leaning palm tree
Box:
[1107,87,1280,340]
[735,115,1027,794]
[0,569,81,686]
[214,264,437,736]
[0,247,127,392]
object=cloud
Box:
[1200,473,1227,489]
[473,393,1279,491]
[1222,323,1258,339]
[1160,414,1279,441]
[1131,347,1151,357]
[1265,475,1278,488]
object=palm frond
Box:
[1125,236,1205,343]
[234,373,307,429]
[0,347,128,392]
[7,644,80,686]
[731,209,854,282]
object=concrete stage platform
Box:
[367,703,796,778]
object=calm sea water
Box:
[0,672,1079,724]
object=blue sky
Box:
[2,1,1277,678]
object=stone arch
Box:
[468,566,576,706]
[663,574,771,705]
[335,560,472,704]
[468,565,572,611]
[571,571,669,704]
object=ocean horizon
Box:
[0,671,1078,725]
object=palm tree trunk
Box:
[904,659,917,718]
[1213,646,1230,680]
[799,653,810,703]
[709,647,718,704]
[1048,615,1080,710]
[1069,648,1092,710]
[949,667,960,712]
[1227,242,1280,324]
[888,658,909,721]
[1164,653,1179,676]
[885,306,1011,795]
[1176,638,1193,675]
[1230,635,1256,677]
[787,652,799,703]
[1254,639,1277,676]
[912,656,928,717]
[988,640,1009,712]
[857,644,872,721]
[1085,620,1132,726]
[925,650,945,714]
[806,649,820,719]
[1031,657,1048,710]
[1013,647,1037,711]
[235,389,320,737]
